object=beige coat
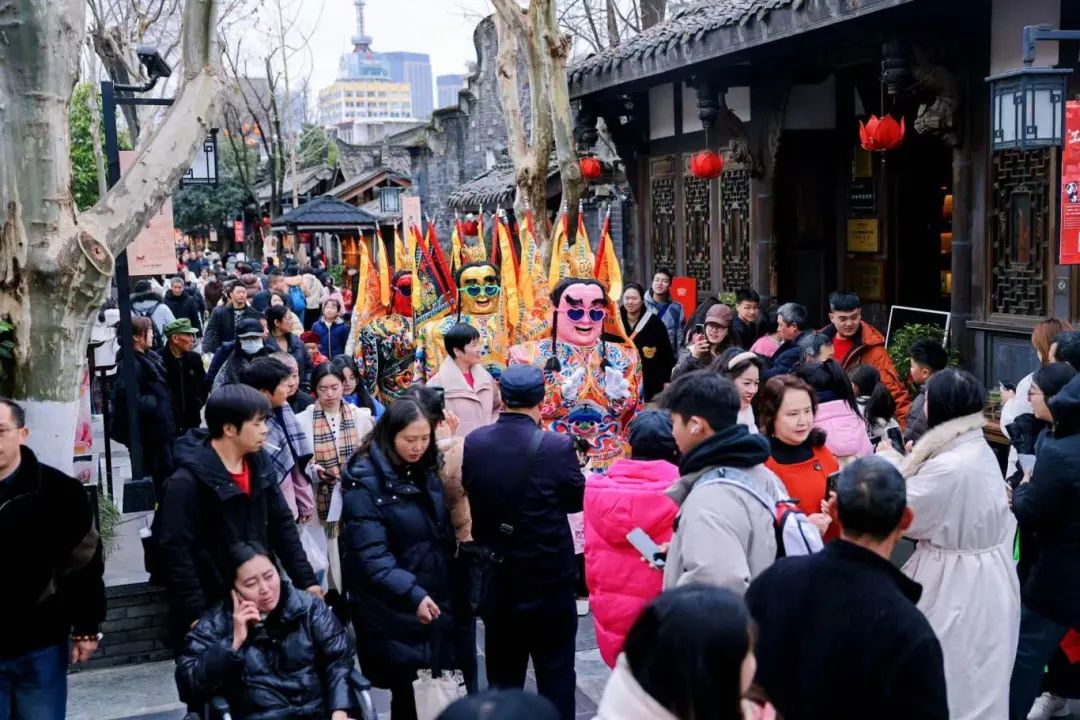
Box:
[428,357,501,438]
[662,464,780,596]
[436,435,472,542]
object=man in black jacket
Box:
[765,302,812,378]
[462,365,584,720]
[0,398,105,718]
[746,456,948,720]
[250,268,287,313]
[158,319,206,435]
[203,282,261,354]
[157,384,320,641]
[163,276,203,336]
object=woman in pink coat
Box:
[584,410,680,668]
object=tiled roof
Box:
[447,162,521,209]
[568,0,794,85]
[270,195,380,228]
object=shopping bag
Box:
[297,520,329,576]
[412,668,466,720]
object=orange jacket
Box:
[822,322,911,427]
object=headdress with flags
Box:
[375,231,391,308]
[548,207,596,288]
[391,225,411,272]
[593,207,623,302]
[451,216,464,274]
[412,221,455,327]
[492,211,520,333]
[354,234,388,327]
[514,209,552,343]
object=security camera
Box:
[136,46,172,81]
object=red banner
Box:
[233,220,245,248]
[1060,101,1080,264]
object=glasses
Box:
[562,307,606,323]
[705,322,730,331]
[396,285,412,297]
[462,284,500,298]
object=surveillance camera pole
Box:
[102,79,174,498]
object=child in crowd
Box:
[904,338,949,444]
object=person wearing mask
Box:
[750,310,782,359]
[239,358,315,525]
[157,319,206,436]
[1011,367,1080,719]
[823,291,910,426]
[594,585,777,720]
[210,318,274,392]
[850,365,899,446]
[175,543,356,720]
[313,299,350,359]
[340,397,457,720]
[269,291,304,336]
[644,268,686,352]
[110,315,176,493]
[329,354,384,419]
[584,410,680,668]
[251,268,287,313]
[746,456,948,720]
[269,351,314,415]
[204,282,261,355]
[794,359,873,466]
[671,303,734,380]
[619,282,675,401]
[429,323,501,438]
[758,375,838,540]
[0,399,105,718]
[714,348,764,434]
[130,278,176,342]
[462,365,585,719]
[157,385,320,642]
[764,302,812,378]
[266,304,311,385]
[297,364,375,600]
[163,275,203,335]
[878,369,1019,720]
[658,370,781,594]
[904,338,949,445]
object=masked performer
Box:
[414,262,510,382]
[508,278,642,471]
[351,271,416,403]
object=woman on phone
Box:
[296,363,375,598]
[340,398,458,720]
[671,304,734,380]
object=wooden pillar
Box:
[950,146,973,360]
[752,176,775,307]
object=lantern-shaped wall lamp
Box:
[987,66,1070,151]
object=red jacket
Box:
[823,322,911,427]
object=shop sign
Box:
[846,218,880,253]
[1060,101,1080,264]
[845,257,886,302]
[119,151,176,275]
[849,178,876,214]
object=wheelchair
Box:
[184,667,378,720]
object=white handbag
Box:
[412,667,466,720]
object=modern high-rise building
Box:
[436,74,467,109]
[379,52,434,119]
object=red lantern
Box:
[579,156,603,181]
[690,150,724,180]
[461,219,479,236]
[261,214,271,229]
[859,114,905,152]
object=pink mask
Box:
[555,283,606,346]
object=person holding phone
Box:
[670,304,735,380]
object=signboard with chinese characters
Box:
[1060,101,1080,264]
[234,220,245,248]
[849,178,876,215]
[119,151,177,275]
[846,218,880,253]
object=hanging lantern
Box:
[461,213,480,236]
[579,156,603,181]
[261,214,271,229]
[690,150,724,179]
[859,114,906,152]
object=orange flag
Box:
[593,211,623,302]
[354,235,386,326]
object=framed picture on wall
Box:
[844,257,886,302]
[846,218,881,253]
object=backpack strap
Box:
[691,467,772,513]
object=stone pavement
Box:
[68,613,611,719]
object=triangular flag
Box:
[412,223,455,326]
[354,235,386,327]
[593,211,623,302]
[375,232,391,308]
[451,218,464,274]
[495,215,520,330]
[548,213,568,289]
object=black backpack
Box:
[133,302,165,350]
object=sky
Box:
[305,0,493,91]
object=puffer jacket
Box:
[340,440,457,687]
[175,584,354,719]
[815,399,873,465]
[584,458,679,668]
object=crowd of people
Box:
[9,247,1080,720]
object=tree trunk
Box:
[640,0,665,29]
[605,0,621,48]
[0,0,224,472]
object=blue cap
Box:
[499,365,546,408]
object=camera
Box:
[137,46,172,80]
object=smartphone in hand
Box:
[886,426,906,455]
[825,471,840,498]
[627,528,666,569]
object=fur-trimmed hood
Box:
[900,411,986,478]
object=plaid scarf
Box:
[313,403,363,537]
[266,404,313,484]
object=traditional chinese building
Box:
[568,0,1080,385]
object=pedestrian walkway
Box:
[68,613,610,719]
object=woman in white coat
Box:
[880,369,1020,720]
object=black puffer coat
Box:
[1014,375,1080,628]
[110,349,176,485]
[340,440,456,687]
[176,583,354,719]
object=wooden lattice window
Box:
[990,148,1051,317]
[721,168,751,292]
[650,156,676,274]
[684,155,712,292]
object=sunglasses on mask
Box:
[395,285,412,297]
[462,284,500,298]
[562,307,606,323]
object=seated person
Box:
[176,542,355,720]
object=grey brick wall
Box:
[71,583,173,672]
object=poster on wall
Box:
[1060,101,1080,264]
[119,151,177,275]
